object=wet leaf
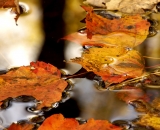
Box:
[0,0,20,24]
[84,0,160,13]
[7,123,34,130]
[0,61,68,109]
[38,114,122,130]
[71,46,144,84]
[63,6,150,48]
[82,6,150,43]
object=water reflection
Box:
[0,100,41,128]
[0,0,44,69]
[71,78,139,121]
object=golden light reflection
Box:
[0,0,44,70]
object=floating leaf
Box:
[38,114,122,130]
[38,114,79,130]
[0,61,68,109]
[63,6,150,48]
[71,46,144,84]
[82,6,150,43]
[84,0,160,13]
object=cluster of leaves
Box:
[63,3,160,130]
[63,5,150,85]
[1,0,160,129]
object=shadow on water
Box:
[38,0,66,68]
[37,0,81,119]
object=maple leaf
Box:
[38,114,122,130]
[0,0,20,24]
[62,6,150,48]
[70,46,144,84]
[84,0,160,13]
[0,61,68,109]
[38,114,79,130]
[82,6,150,40]
[7,123,34,130]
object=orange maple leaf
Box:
[62,6,150,48]
[82,6,150,39]
[38,114,79,130]
[38,114,122,130]
[0,61,68,109]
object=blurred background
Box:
[0,0,160,124]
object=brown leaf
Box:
[84,0,160,13]
[0,61,68,109]
[71,46,144,84]
[7,123,34,130]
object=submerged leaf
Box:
[0,61,68,109]
[38,114,122,130]
[117,86,149,103]
[71,46,144,84]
